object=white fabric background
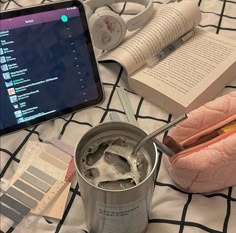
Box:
[0,0,236,233]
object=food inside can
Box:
[80,136,152,190]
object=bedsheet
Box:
[1,0,236,233]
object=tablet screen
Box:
[0,0,103,136]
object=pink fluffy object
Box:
[163,91,236,193]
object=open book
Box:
[99,1,236,116]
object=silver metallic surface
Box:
[75,122,158,233]
[132,114,188,156]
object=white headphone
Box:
[85,0,154,50]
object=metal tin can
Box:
[74,121,158,233]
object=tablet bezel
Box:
[0,0,104,136]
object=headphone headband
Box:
[86,0,151,9]
[86,0,154,31]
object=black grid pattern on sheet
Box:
[0,0,236,233]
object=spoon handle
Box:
[132,114,188,156]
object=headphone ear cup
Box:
[89,10,127,50]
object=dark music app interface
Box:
[0,6,100,132]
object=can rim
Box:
[74,121,158,193]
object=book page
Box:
[99,1,201,75]
[130,29,236,110]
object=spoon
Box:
[132,114,188,156]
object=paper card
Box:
[10,140,73,219]
[38,182,71,219]
[14,141,68,181]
